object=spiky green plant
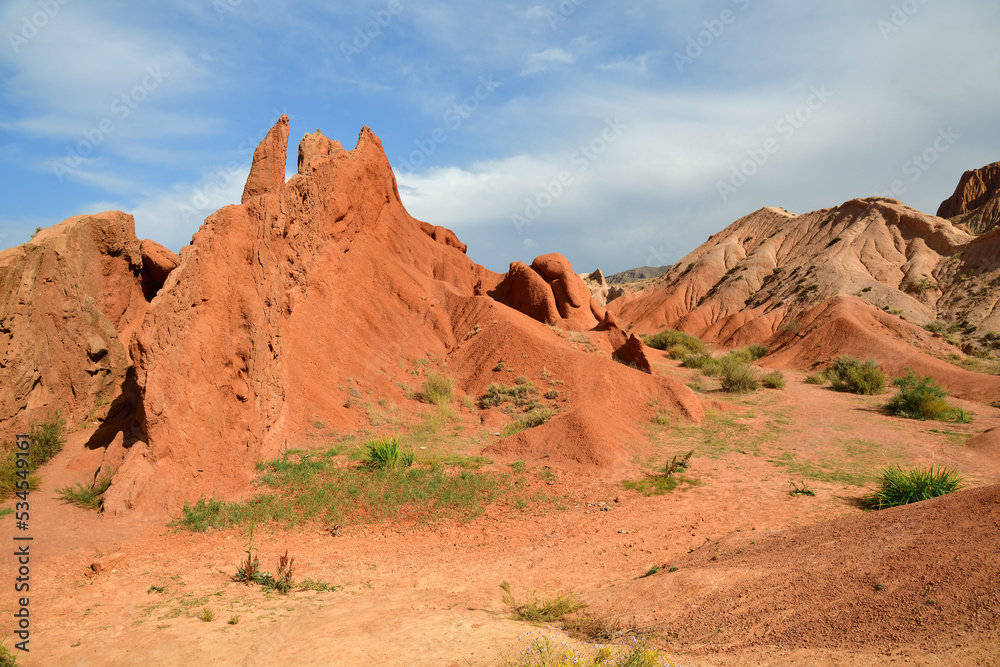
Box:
[363,436,414,469]
[861,465,964,510]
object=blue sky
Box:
[1,1,998,274]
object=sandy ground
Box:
[3,364,999,666]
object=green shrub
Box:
[761,370,786,389]
[363,437,414,469]
[719,358,759,393]
[642,329,706,355]
[665,344,692,361]
[744,343,770,360]
[861,465,964,510]
[827,356,887,395]
[885,371,957,421]
[479,383,536,409]
[420,373,455,407]
[680,353,714,370]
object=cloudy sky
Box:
[1,1,998,274]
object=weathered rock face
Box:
[104,123,501,517]
[490,253,606,330]
[140,239,180,289]
[0,212,150,444]
[609,197,1000,345]
[938,162,1000,235]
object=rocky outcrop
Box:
[241,114,290,203]
[937,162,1000,235]
[0,212,150,444]
[140,239,180,289]
[490,253,606,330]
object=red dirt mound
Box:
[586,484,1000,656]
[0,212,153,444]
[95,119,703,518]
[764,295,1000,403]
[489,253,606,331]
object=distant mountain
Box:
[607,265,671,284]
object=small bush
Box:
[861,465,964,510]
[500,580,586,622]
[665,344,692,361]
[479,383,536,409]
[199,608,215,622]
[420,373,455,407]
[827,356,887,395]
[744,343,770,360]
[805,372,828,385]
[0,411,67,499]
[719,358,759,393]
[363,437,414,469]
[885,371,957,421]
[680,353,714,370]
[761,370,786,389]
[642,329,706,355]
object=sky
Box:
[1,1,998,275]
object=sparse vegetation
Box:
[719,357,759,393]
[805,371,828,385]
[827,356,887,395]
[861,465,964,510]
[501,407,554,437]
[479,382,538,410]
[885,370,967,421]
[788,481,815,497]
[508,634,672,667]
[641,329,706,356]
[500,580,586,623]
[198,607,215,622]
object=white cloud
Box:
[522,47,575,75]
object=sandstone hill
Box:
[938,160,1000,235]
[3,119,697,518]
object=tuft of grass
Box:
[363,436,415,469]
[827,356,887,395]
[680,353,716,372]
[761,370,786,389]
[227,615,240,625]
[885,370,963,421]
[623,474,699,496]
[420,373,455,407]
[860,465,964,510]
[500,580,586,623]
[57,475,114,510]
[199,608,215,622]
[0,411,66,499]
[479,382,537,409]
[788,480,815,496]
[642,329,706,355]
[501,408,554,437]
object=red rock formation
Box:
[100,121,701,518]
[241,114,290,203]
[0,212,150,444]
[938,162,1000,234]
[490,253,606,330]
[140,239,180,288]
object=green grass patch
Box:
[719,357,759,393]
[172,442,547,531]
[768,438,904,487]
[0,411,66,499]
[362,436,414,469]
[479,382,538,410]
[622,474,699,496]
[805,372,828,385]
[827,356,887,395]
[860,465,964,510]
